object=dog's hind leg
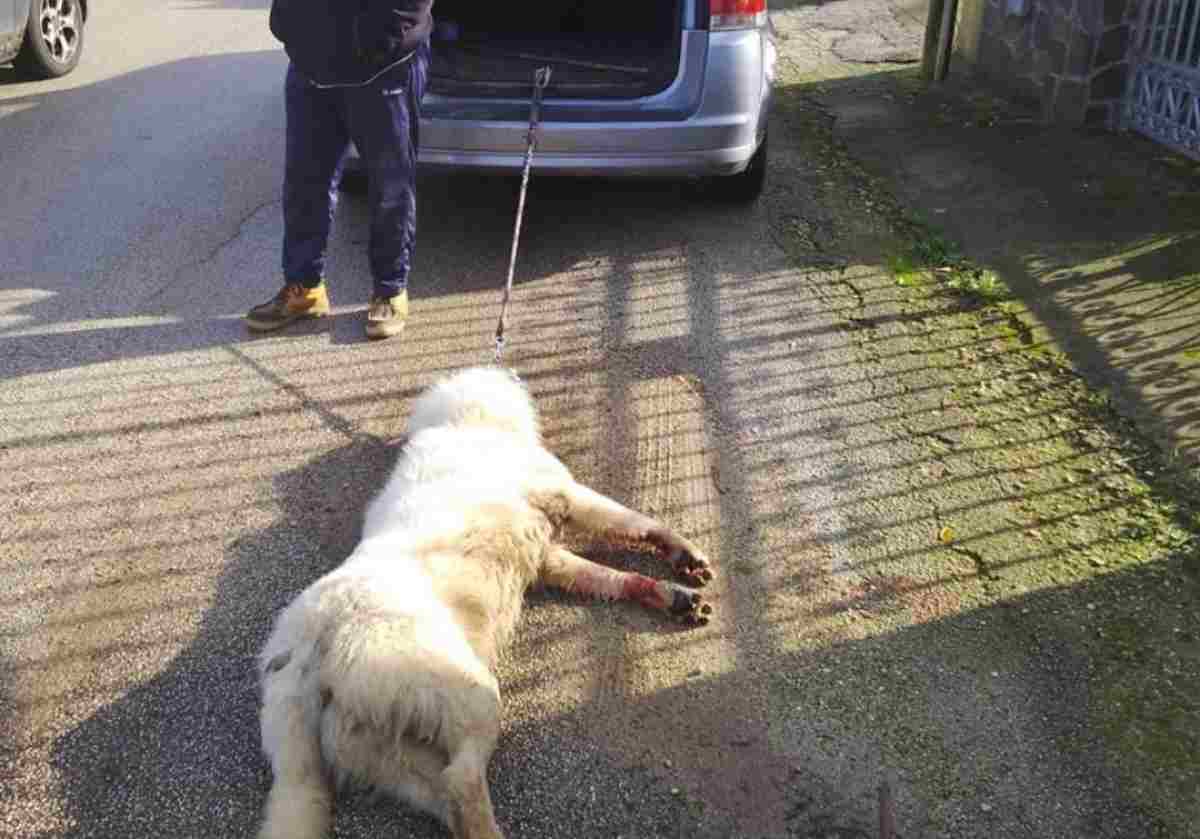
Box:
[536,482,714,587]
[440,684,505,839]
[541,546,711,625]
[257,675,333,839]
[443,743,503,839]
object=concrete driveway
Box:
[3,2,1195,838]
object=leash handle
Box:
[494,66,552,364]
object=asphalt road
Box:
[5,2,1171,838]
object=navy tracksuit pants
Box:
[281,42,430,298]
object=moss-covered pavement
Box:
[765,3,1200,834]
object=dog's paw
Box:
[675,550,714,588]
[663,582,712,627]
[649,533,714,587]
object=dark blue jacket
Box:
[269,0,433,86]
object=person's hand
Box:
[353,7,413,66]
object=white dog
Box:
[256,366,713,839]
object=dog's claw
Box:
[682,569,713,590]
[672,550,714,587]
[666,583,710,627]
[647,528,715,587]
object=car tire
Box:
[707,134,767,204]
[14,0,85,80]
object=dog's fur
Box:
[256,367,713,839]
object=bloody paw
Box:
[647,529,714,587]
[663,583,712,627]
[667,544,714,587]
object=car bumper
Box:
[419,142,759,178]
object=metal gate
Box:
[1123,0,1200,160]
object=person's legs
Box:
[247,63,349,331]
[345,43,429,339]
[282,62,353,288]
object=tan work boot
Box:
[245,282,331,332]
[365,290,408,340]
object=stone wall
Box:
[952,0,1142,126]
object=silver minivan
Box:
[376,0,775,201]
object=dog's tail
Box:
[257,644,332,839]
[406,366,539,441]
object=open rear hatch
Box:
[429,0,685,99]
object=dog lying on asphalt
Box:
[256,366,713,839]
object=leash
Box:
[304,50,416,90]
[494,66,553,364]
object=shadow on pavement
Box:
[802,68,1200,464]
[23,59,1200,839]
[47,424,1198,837]
[1,47,704,384]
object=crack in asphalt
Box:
[223,345,373,444]
[139,197,279,306]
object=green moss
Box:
[1095,611,1200,823]
[944,268,1010,304]
[766,60,1200,837]
[887,253,927,288]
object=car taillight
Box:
[711,0,767,30]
